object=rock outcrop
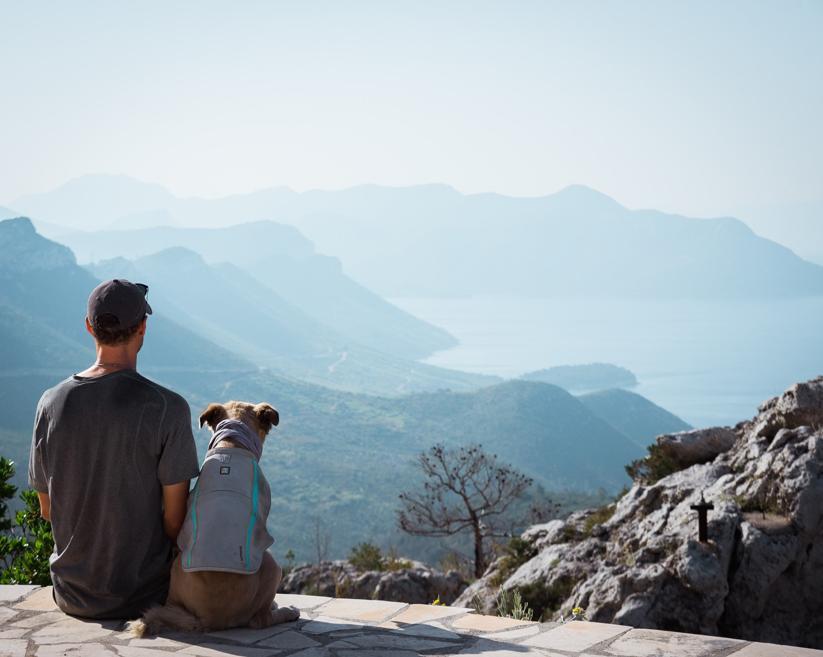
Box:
[281,559,468,605]
[455,377,823,649]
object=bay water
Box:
[392,295,823,428]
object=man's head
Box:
[86,279,153,347]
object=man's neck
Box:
[77,346,138,378]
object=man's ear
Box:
[254,403,279,435]
[199,403,227,429]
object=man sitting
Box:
[28,279,200,619]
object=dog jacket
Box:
[178,446,274,574]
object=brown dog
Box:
[128,401,299,635]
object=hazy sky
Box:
[1,1,821,225]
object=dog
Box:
[128,401,300,636]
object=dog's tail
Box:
[126,603,203,637]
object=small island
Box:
[519,363,638,392]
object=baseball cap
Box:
[87,279,153,329]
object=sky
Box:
[1,1,821,243]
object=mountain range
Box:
[12,174,823,299]
[0,216,691,563]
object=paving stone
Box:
[205,624,293,644]
[10,610,67,628]
[15,586,58,611]
[0,605,19,623]
[523,620,631,652]
[0,639,27,657]
[255,630,321,650]
[126,637,191,649]
[337,651,420,657]
[605,628,745,657]
[479,624,542,641]
[457,639,549,656]
[180,644,281,657]
[378,619,461,639]
[388,603,473,625]
[451,613,537,633]
[115,648,180,657]
[327,631,457,651]
[312,597,407,622]
[272,595,332,611]
[0,628,28,639]
[286,650,337,657]
[0,585,38,603]
[36,645,113,657]
[32,617,116,644]
[300,616,366,634]
[729,642,823,656]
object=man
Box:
[28,279,200,619]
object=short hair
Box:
[91,313,145,346]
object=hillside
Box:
[577,388,692,447]
[86,247,492,396]
[37,220,458,361]
[14,176,823,299]
[0,216,693,565]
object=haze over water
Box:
[393,295,823,429]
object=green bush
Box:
[625,443,681,484]
[512,575,580,621]
[0,457,54,585]
[348,541,384,572]
[490,537,537,586]
[581,504,616,536]
[496,587,534,621]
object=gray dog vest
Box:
[178,447,273,574]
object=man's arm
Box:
[162,481,190,541]
[37,492,51,521]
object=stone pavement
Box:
[1,586,820,657]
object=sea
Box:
[391,295,823,429]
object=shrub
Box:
[0,457,54,586]
[513,575,581,621]
[581,504,616,536]
[496,588,534,621]
[348,541,384,572]
[625,444,681,484]
[383,546,412,571]
[490,537,537,586]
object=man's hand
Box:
[162,481,190,541]
[36,492,51,521]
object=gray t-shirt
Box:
[28,369,200,619]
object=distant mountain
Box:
[578,388,692,447]
[521,363,638,391]
[11,174,176,231]
[0,206,19,220]
[0,218,250,374]
[0,215,686,564]
[13,176,823,298]
[56,222,457,361]
[86,247,488,395]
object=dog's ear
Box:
[199,403,227,430]
[254,403,279,435]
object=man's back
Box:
[29,369,199,619]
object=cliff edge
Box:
[456,376,823,649]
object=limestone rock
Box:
[656,427,737,467]
[280,559,467,605]
[458,377,823,649]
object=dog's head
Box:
[198,401,280,441]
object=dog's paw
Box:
[272,604,300,623]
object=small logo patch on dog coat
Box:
[219,466,231,475]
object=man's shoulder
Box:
[127,371,191,414]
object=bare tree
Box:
[312,516,331,565]
[397,443,533,577]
